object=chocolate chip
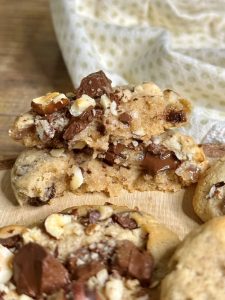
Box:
[0,235,22,249]
[63,106,94,140]
[112,213,138,229]
[27,197,48,207]
[166,110,186,124]
[72,261,105,281]
[215,181,225,188]
[97,123,106,135]
[141,144,180,175]
[76,71,113,99]
[103,143,126,166]
[27,185,55,206]
[113,240,153,286]
[13,243,69,297]
[118,113,132,125]
[80,210,101,226]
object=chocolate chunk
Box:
[113,240,153,286]
[27,185,55,206]
[72,261,105,281]
[80,210,101,226]
[97,123,106,135]
[13,243,69,297]
[215,181,225,188]
[76,71,113,99]
[166,110,186,124]
[112,213,137,229]
[27,197,48,206]
[141,144,180,175]
[63,106,94,140]
[118,113,132,125]
[0,235,22,249]
[103,143,126,166]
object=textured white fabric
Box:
[50,0,225,143]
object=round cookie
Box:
[160,217,225,300]
[193,156,225,222]
[0,205,179,300]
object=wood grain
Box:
[0,0,73,157]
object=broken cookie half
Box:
[9,71,191,153]
[11,130,207,206]
[0,205,179,300]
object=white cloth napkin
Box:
[50,0,225,143]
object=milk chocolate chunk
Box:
[118,113,132,125]
[103,143,126,166]
[63,107,94,140]
[80,210,101,226]
[113,240,153,285]
[0,235,22,249]
[76,71,113,99]
[13,243,69,297]
[72,261,105,281]
[141,144,180,175]
[112,213,138,229]
[166,110,186,124]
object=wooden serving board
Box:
[0,159,202,240]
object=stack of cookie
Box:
[1,71,225,299]
[9,71,207,206]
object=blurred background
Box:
[0,0,73,158]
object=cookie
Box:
[11,130,207,205]
[160,217,225,300]
[0,205,179,300]
[9,71,191,152]
[193,156,225,222]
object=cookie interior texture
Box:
[11,129,207,206]
[160,217,225,300]
[193,156,225,222]
[0,205,179,300]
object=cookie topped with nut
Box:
[9,70,191,152]
[0,204,179,300]
[193,156,225,222]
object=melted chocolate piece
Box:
[118,113,132,125]
[76,71,113,99]
[27,185,55,206]
[103,143,126,166]
[113,240,153,286]
[141,144,180,175]
[80,210,101,226]
[166,110,186,124]
[215,181,225,188]
[0,235,22,249]
[112,213,138,229]
[64,106,95,140]
[72,261,105,281]
[13,243,69,297]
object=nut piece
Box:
[105,278,124,300]
[69,94,96,117]
[100,94,111,111]
[44,214,72,239]
[0,225,26,240]
[0,244,14,284]
[32,92,69,115]
[70,166,84,191]
[134,82,162,96]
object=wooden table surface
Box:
[0,0,73,159]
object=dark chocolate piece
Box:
[118,113,132,125]
[112,213,138,230]
[166,110,186,124]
